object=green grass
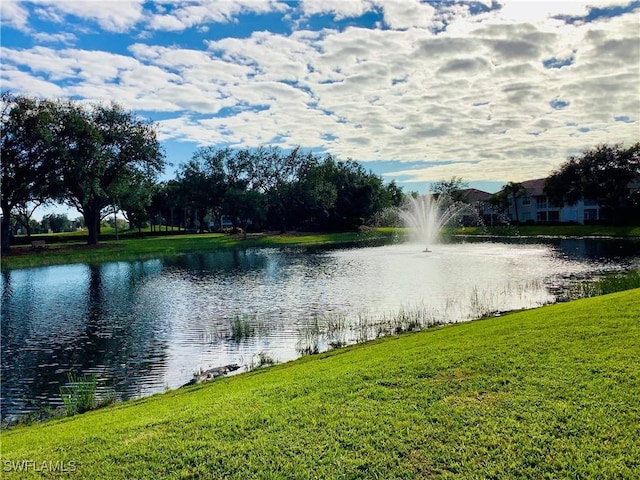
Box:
[457,224,640,237]
[1,228,399,270]
[2,289,639,478]
[4,225,638,271]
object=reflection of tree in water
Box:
[556,238,640,263]
[1,269,68,419]
[74,264,171,402]
[164,248,270,275]
[0,262,170,420]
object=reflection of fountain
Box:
[399,195,469,251]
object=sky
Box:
[2,0,640,205]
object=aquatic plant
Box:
[59,373,98,416]
[560,270,640,301]
[229,314,256,342]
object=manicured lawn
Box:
[2,289,639,478]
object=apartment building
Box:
[506,178,600,224]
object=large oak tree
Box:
[54,100,165,244]
[1,92,58,253]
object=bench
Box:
[31,240,47,250]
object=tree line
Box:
[3,91,637,253]
[1,93,404,253]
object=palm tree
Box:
[502,182,526,223]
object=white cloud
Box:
[376,0,436,30]
[0,0,30,31]
[31,0,147,32]
[147,0,289,31]
[32,31,78,45]
[2,1,638,186]
[0,65,64,97]
[495,0,632,23]
[299,0,374,20]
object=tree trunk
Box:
[199,208,206,233]
[280,214,287,234]
[1,207,12,254]
[85,208,100,245]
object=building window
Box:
[537,211,548,222]
[535,196,548,209]
[522,196,531,206]
[584,209,598,221]
[548,210,559,222]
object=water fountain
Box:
[399,195,471,251]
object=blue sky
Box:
[2,0,639,207]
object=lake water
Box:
[1,238,638,420]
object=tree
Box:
[151,180,182,231]
[489,191,509,220]
[13,200,47,237]
[176,147,229,232]
[223,188,266,238]
[384,180,405,208]
[253,146,310,233]
[54,100,165,245]
[331,159,392,229]
[502,182,526,223]
[116,169,155,233]
[41,213,72,233]
[294,154,338,228]
[545,143,640,223]
[1,92,58,252]
[431,176,469,202]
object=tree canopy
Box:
[430,176,469,202]
[54,100,166,244]
[544,143,640,223]
[502,182,526,223]
[2,92,406,250]
[1,92,59,252]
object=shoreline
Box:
[2,289,638,478]
[2,225,639,271]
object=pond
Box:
[1,237,639,420]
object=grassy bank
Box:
[0,228,398,271]
[457,224,640,237]
[2,290,639,478]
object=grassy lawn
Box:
[1,228,399,271]
[2,289,639,478]
[458,224,640,237]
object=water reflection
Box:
[1,239,638,419]
[1,261,171,418]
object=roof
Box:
[460,188,492,203]
[518,178,546,196]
